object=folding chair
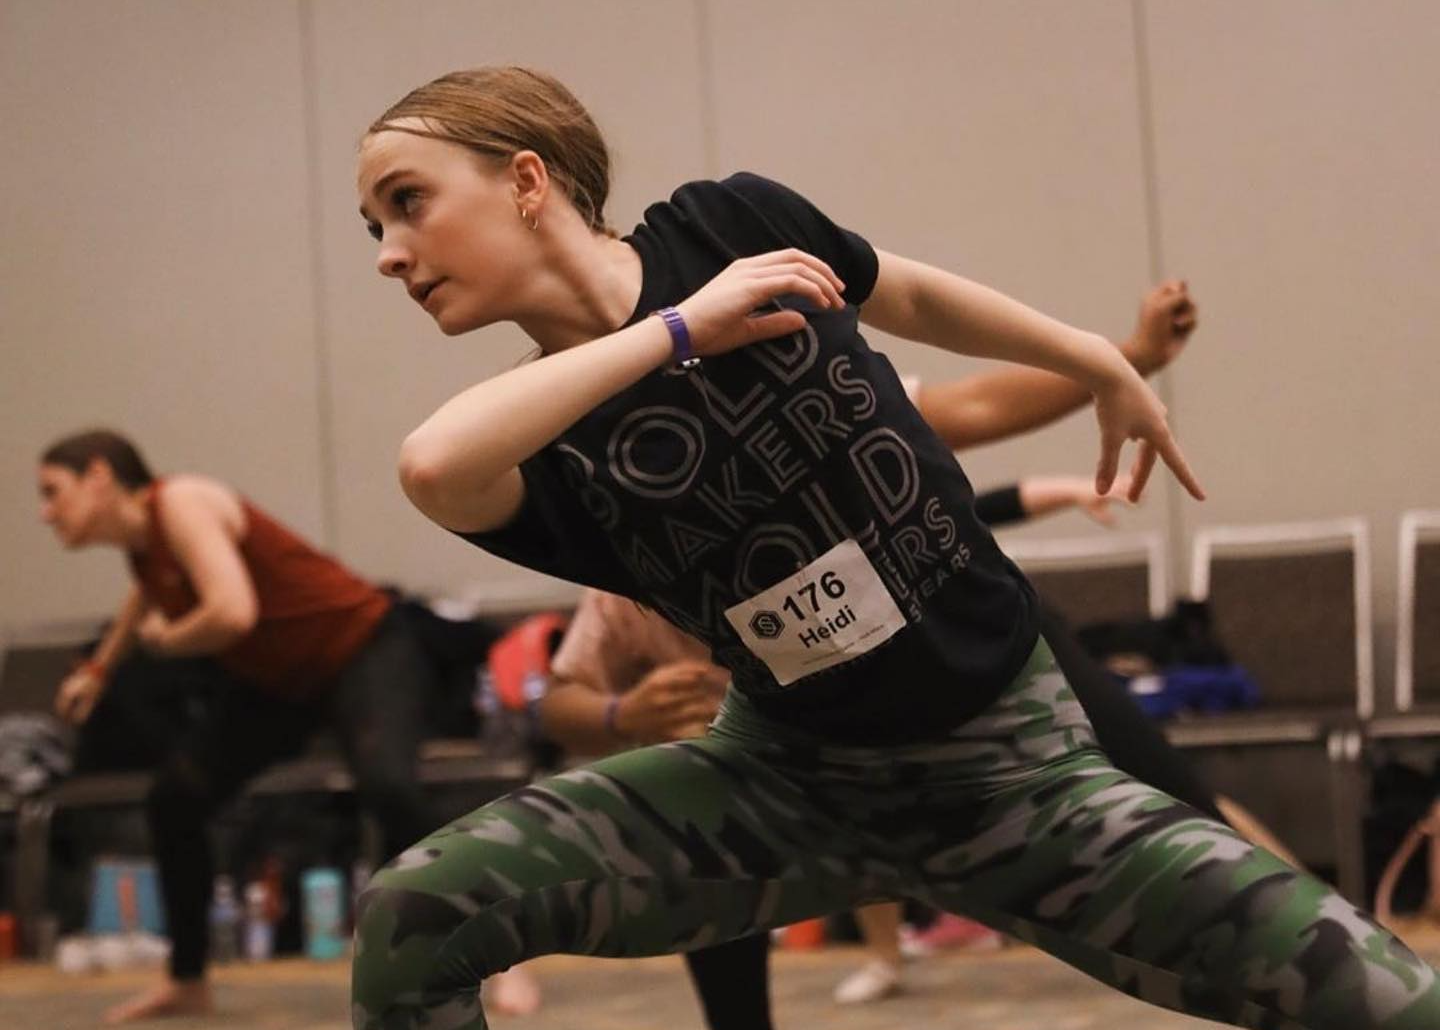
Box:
[1004,531,1167,628]
[1184,517,1373,901]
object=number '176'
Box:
[780,571,846,620]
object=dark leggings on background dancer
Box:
[38,430,440,1025]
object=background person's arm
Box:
[914,281,1197,450]
[861,250,1203,501]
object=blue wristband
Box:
[655,307,696,367]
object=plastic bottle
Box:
[208,876,240,963]
[261,856,286,927]
[243,881,273,961]
[300,867,346,960]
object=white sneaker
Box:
[833,960,903,1004]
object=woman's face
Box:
[357,125,532,335]
[37,462,108,548]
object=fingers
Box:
[1127,441,1158,501]
[742,309,807,343]
[666,660,719,679]
[1160,279,1197,337]
[744,249,845,301]
[1108,427,1203,504]
[1084,501,1118,527]
[56,689,84,725]
[752,263,845,310]
[1109,472,1136,499]
[1095,431,1121,496]
[683,697,722,724]
[1156,433,1206,501]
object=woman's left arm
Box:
[860,250,1204,501]
[139,482,260,657]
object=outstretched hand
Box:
[1092,367,1205,502]
[675,249,846,357]
[1077,474,1135,526]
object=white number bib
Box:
[724,539,906,686]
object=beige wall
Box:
[4,1,1435,694]
[2,0,326,622]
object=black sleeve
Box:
[453,457,636,596]
[974,485,1026,528]
[721,173,880,307]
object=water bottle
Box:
[474,669,531,761]
[243,881,273,961]
[300,867,346,960]
[208,876,240,963]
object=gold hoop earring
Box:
[519,207,539,232]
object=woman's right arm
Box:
[399,251,846,533]
[398,317,674,533]
[54,585,145,724]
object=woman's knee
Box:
[354,856,474,981]
[351,848,518,1028]
[356,848,470,947]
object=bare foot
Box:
[486,965,542,1016]
[104,978,213,1024]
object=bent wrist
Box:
[604,695,635,744]
[1086,337,1138,391]
[77,657,110,685]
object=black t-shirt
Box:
[462,173,1037,742]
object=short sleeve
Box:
[722,173,880,306]
[453,457,635,596]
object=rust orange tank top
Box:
[128,480,390,698]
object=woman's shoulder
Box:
[153,474,246,537]
[641,171,829,255]
[663,171,803,211]
[159,473,239,507]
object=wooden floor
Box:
[4,922,1439,1030]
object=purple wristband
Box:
[655,306,694,365]
[603,696,624,739]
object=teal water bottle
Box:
[300,867,346,960]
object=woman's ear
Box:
[83,456,115,488]
[511,150,550,213]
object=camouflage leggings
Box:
[352,641,1440,1029]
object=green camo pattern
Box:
[352,641,1440,1029]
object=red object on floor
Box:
[0,912,16,961]
[781,917,827,949]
